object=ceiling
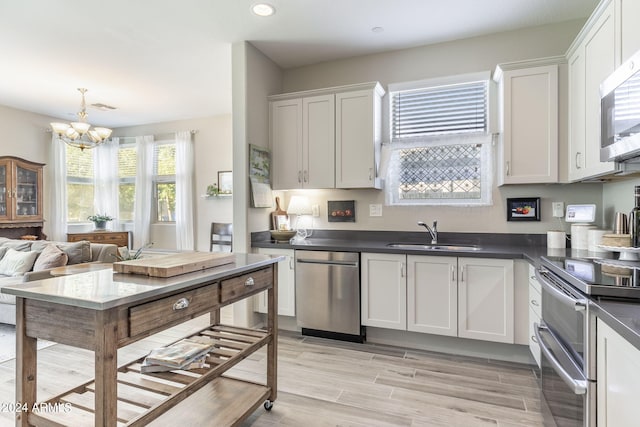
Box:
[0,0,599,128]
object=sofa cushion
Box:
[33,244,68,272]
[0,247,7,261]
[56,241,91,265]
[0,240,32,251]
[0,249,39,276]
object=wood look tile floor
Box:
[0,316,544,426]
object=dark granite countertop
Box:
[252,229,640,351]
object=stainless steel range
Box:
[536,255,640,427]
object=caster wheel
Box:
[264,400,273,411]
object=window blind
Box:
[391,80,488,140]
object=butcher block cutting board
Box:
[113,252,235,278]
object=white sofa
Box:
[0,238,117,325]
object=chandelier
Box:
[50,88,113,150]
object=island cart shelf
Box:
[3,253,280,427]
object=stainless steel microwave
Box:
[601,49,640,163]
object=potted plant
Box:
[87,213,113,230]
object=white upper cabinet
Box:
[620,0,640,63]
[495,60,560,185]
[567,0,624,181]
[270,95,335,190]
[335,85,384,189]
[269,82,384,190]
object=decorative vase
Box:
[93,220,107,230]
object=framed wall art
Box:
[506,197,540,221]
[217,170,232,194]
[328,200,355,222]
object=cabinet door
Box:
[361,253,406,330]
[499,65,558,184]
[620,0,640,63]
[407,255,457,336]
[458,258,514,343]
[597,318,640,426]
[14,161,42,220]
[583,2,617,177]
[0,160,8,219]
[335,89,381,189]
[303,94,335,189]
[568,47,586,181]
[271,98,303,190]
[254,248,295,316]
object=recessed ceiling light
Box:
[252,3,275,17]
[371,26,384,33]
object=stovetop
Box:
[541,255,640,300]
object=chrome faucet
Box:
[417,221,438,244]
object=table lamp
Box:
[287,195,313,240]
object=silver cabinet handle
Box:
[451,264,456,281]
[535,323,587,395]
[303,170,308,183]
[506,161,510,176]
[369,167,373,181]
[575,152,582,169]
[289,257,294,270]
[400,262,405,278]
[531,299,540,307]
[536,269,587,312]
[298,171,302,183]
[459,266,464,282]
[245,276,255,287]
[173,297,190,310]
[531,335,538,344]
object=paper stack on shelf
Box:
[141,336,214,373]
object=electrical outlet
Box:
[552,202,565,218]
[311,204,320,217]
[369,204,382,217]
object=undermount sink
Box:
[386,243,482,251]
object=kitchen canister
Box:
[571,224,596,250]
[588,229,608,252]
[547,231,566,249]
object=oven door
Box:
[535,268,596,427]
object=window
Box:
[118,142,137,221]
[387,73,492,206]
[66,145,94,221]
[153,142,176,222]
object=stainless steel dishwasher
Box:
[295,250,363,342]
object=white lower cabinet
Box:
[597,318,640,426]
[528,264,542,367]
[407,255,457,336]
[360,253,406,330]
[254,248,296,316]
[457,258,514,343]
[361,253,514,343]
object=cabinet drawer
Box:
[529,305,541,368]
[528,264,541,294]
[220,267,272,303]
[129,284,219,337]
[529,283,542,318]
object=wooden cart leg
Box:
[266,263,278,403]
[16,298,37,427]
[94,309,118,426]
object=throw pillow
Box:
[33,244,69,272]
[0,247,7,261]
[57,240,91,265]
[0,248,39,276]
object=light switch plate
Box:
[311,204,320,217]
[552,202,564,218]
[369,204,382,217]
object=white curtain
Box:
[133,135,154,249]
[48,135,67,242]
[93,137,120,231]
[174,131,194,251]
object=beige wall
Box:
[259,20,606,234]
